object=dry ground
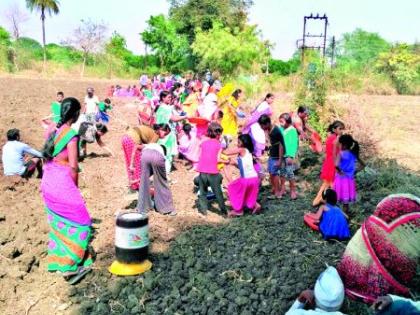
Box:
[0,76,419,314]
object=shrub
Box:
[46,43,83,65]
[376,44,420,94]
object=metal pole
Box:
[322,16,328,59]
[331,36,336,67]
[302,16,307,65]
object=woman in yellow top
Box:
[221,89,243,137]
[183,81,202,117]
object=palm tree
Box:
[25,0,60,71]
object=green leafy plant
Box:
[376,44,420,94]
[192,23,265,75]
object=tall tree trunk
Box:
[41,7,46,72]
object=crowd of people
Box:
[1,72,419,313]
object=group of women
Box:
[36,74,419,306]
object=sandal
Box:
[66,267,92,285]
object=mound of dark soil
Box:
[69,150,378,314]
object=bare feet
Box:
[251,203,261,214]
[279,187,286,196]
[228,211,243,218]
[291,191,298,200]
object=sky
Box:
[0,0,419,60]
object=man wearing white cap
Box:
[286,266,346,314]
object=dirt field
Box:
[0,76,419,315]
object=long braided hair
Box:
[42,97,81,160]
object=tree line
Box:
[0,1,418,94]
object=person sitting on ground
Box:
[286,266,346,315]
[372,294,420,315]
[304,188,350,241]
[279,112,299,199]
[2,128,43,178]
[80,123,114,158]
[258,114,285,199]
[178,123,198,167]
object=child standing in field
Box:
[279,113,299,200]
[51,91,64,124]
[223,134,261,217]
[258,114,285,199]
[313,121,345,206]
[196,122,227,215]
[334,134,365,213]
[305,188,350,240]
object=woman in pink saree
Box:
[41,97,92,284]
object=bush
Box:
[15,37,43,59]
[192,24,265,75]
[46,43,82,66]
[376,44,420,94]
[265,57,300,75]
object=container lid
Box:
[116,212,148,228]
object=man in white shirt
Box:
[84,87,99,122]
[2,129,43,178]
[285,266,346,315]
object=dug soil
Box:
[0,76,419,315]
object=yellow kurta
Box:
[221,96,239,136]
[183,92,200,117]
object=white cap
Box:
[314,266,345,311]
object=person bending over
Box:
[80,123,114,158]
